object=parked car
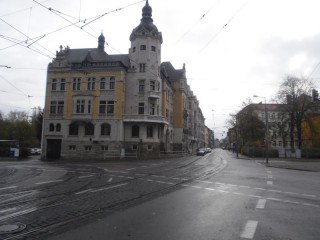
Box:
[196,148,206,156]
[30,148,41,155]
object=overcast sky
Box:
[1,0,320,139]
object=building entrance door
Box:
[46,139,62,159]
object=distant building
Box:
[41,0,208,160]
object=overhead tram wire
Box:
[0,74,30,98]
[175,0,220,45]
[81,0,145,28]
[200,0,251,53]
[32,0,159,80]
[0,18,55,58]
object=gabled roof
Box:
[161,62,184,82]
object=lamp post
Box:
[253,95,269,165]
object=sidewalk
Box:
[257,158,320,172]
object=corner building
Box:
[42,1,208,160]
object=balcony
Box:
[147,91,160,99]
[123,114,168,124]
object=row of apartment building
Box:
[41,1,213,160]
[227,101,320,156]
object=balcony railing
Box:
[147,91,160,98]
[123,114,168,124]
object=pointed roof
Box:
[130,0,162,43]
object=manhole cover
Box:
[0,223,26,234]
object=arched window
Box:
[101,123,111,136]
[132,125,139,138]
[85,123,94,136]
[49,123,54,132]
[56,123,61,132]
[69,123,78,135]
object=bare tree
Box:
[277,75,315,149]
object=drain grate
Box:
[0,223,26,234]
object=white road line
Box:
[75,188,93,195]
[0,207,16,214]
[254,187,266,191]
[126,168,136,171]
[135,173,147,176]
[35,179,64,185]
[248,194,262,198]
[256,199,267,209]
[0,186,17,191]
[205,188,216,191]
[90,183,128,193]
[240,220,258,239]
[267,175,273,179]
[108,177,113,182]
[267,181,273,185]
[302,194,316,198]
[78,175,95,179]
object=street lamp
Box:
[253,95,269,165]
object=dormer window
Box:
[140,45,146,50]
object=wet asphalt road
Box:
[0,149,319,240]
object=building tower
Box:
[124,0,165,158]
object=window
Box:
[87,78,95,90]
[99,100,106,114]
[88,100,91,114]
[49,123,54,132]
[147,145,153,150]
[100,77,106,90]
[85,145,92,151]
[69,145,76,150]
[150,103,155,115]
[52,79,57,91]
[107,101,114,114]
[60,79,66,91]
[150,81,155,91]
[50,101,57,114]
[56,123,61,132]
[138,102,144,114]
[133,47,136,52]
[73,78,81,90]
[85,123,94,136]
[132,125,139,137]
[139,80,145,93]
[101,145,108,151]
[140,45,146,50]
[57,101,64,114]
[132,145,138,150]
[151,46,156,52]
[139,63,146,72]
[147,126,153,138]
[69,123,78,135]
[76,100,85,113]
[101,123,111,136]
[109,77,115,90]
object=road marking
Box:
[267,181,273,185]
[90,183,128,193]
[267,175,273,179]
[302,194,316,198]
[78,175,95,179]
[248,194,262,198]
[108,178,113,182]
[0,186,17,191]
[0,207,17,214]
[254,187,266,191]
[126,168,136,171]
[75,188,93,195]
[256,199,267,209]
[205,188,216,191]
[240,220,258,239]
[241,220,258,239]
[35,179,63,185]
